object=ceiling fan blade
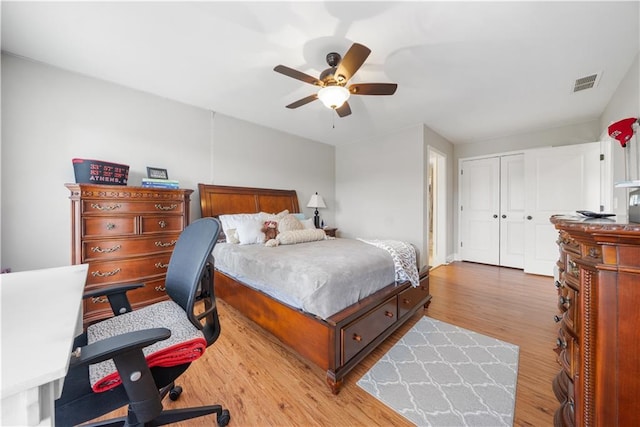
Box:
[335,43,371,84]
[335,101,352,117]
[274,65,323,86]
[349,83,398,96]
[286,94,318,109]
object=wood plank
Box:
[91,261,558,426]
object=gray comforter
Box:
[212,238,396,319]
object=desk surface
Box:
[1,264,88,399]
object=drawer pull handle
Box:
[556,338,567,349]
[91,296,109,304]
[385,311,394,318]
[91,244,122,253]
[155,262,169,269]
[155,240,177,248]
[91,268,121,277]
[588,247,600,258]
[555,280,562,289]
[158,221,167,228]
[554,314,562,323]
[106,223,116,230]
[154,286,166,292]
[559,296,571,307]
[91,203,121,211]
[155,204,178,211]
[403,298,411,305]
[352,334,362,342]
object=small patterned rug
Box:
[357,317,519,426]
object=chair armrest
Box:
[70,327,171,367]
[69,328,171,423]
[83,283,145,316]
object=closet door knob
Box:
[493,214,498,218]
[502,214,507,219]
[527,215,533,220]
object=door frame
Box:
[427,146,447,268]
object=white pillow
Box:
[236,219,265,245]
[278,214,304,232]
[300,218,315,230]
[276,229,326,245]
[219,213,262,236]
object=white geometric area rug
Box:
[357,317,519,427]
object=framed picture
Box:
[146,167,169,180]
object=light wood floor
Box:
[95,261,560,426]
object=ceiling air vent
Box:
[572,73,600,93]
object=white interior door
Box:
[524,142,602,275]
[459,157,500,265]
[499,154,525,268]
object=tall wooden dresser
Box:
[550,215,640,427]
[65,184,193,327]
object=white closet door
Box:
[459,157,500,265]
[499,154,525,269]
[524,142,601,275]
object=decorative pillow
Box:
[292,213,306,220]
[276,229,326,245]
[278,214,304,233]
[236,219,265,245]
[260,209,289,222]
[300,218,315,230]
[225,228,240,244]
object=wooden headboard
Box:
[198,184,300,218]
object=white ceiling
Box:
[2,1,639,146]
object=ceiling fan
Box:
[274,43,397,118]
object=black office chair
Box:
[55,217,231,427]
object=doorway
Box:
[428,147,447,268]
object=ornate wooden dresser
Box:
[550,215,640,427]
[65,184,193,327]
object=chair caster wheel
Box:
[169,385,182,401]
[217,409,231,427]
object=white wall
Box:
[209,113,335,223]
[600,52,640,219]
[0,54,335,271]
[336,125,427,267]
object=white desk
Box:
[1,264,88,426]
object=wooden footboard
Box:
[214,268,431,393]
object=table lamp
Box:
[306,192,326,228]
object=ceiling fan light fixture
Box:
[318,86,350,109]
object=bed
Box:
[198,184,431,394]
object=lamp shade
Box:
[306,193,326,209]
[317,86,350,109]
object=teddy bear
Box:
[262,220,280,247]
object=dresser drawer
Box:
[82,234,180,261]
[82,200,184,215]
[83,277,169,326]
[85,254,172,286]
[398,283,430,318]
[341,296,397,364]
[140,215,184,234]
[83,216,136,238]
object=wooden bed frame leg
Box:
[326,372,342,395]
